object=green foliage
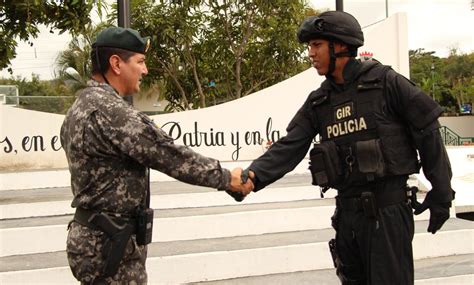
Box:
[121,0,311,110]
[54,22,111,92]
[5,0,470,117]
[0,0,105,70]
[0,74,76,114]
[443,50,474,111]
[409,48,474,114]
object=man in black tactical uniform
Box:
[241,11,454,284]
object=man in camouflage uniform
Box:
[61,27,253,284]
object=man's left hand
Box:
[414,201,451,234]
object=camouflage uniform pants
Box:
[67,222,148,284]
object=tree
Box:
[205,0,309,99]
[54,23,110,90]
[0,0,105,71]
[409,48,474,114]
[442,49,474,112]
[0,74,75,114]
[409,49,440,100]
[126,0,201,110]
[123,0,311,111]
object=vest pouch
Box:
[309,141,343,187]
[355,139,385,181]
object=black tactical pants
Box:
[334,201,415,285]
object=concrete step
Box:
[0,193,437,257]
[0,199,335,256]
[0,174,324,219]
[0,161,297,191]
[0,173,424,221]
[0,174,438,258]
[0,172,469,284]
[189,253,474,285]
[1,218,472,284]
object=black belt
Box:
[73,207,137,232]
[336,189,407,212]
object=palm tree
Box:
[54,23,109,89]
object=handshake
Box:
[226,168,255,202]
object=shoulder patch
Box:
[309,89,329,107]
[358,63,393,86]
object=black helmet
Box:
[297,11,364,47]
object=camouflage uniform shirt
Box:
[61,80,230,213]
[60,80,231,284]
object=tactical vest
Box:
[309,62,420,188]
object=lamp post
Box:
[336,0,343,11]
[431,63,435,101]
[118,0,130,28]
[118,0,133,105]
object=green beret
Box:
[93,27,151,54]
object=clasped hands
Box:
[226,168,255,202]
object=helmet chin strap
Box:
[327,41,353,79]
[327,42,337,77]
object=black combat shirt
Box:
[249,59,453,204]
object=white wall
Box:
[0,13,409,171]
[0,105,65,170]
[438,116,474,138]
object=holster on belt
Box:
[74,208,134,277]
[329,238,353,283]
[328,238,340,268]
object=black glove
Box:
[414,200,451,234]
[241,168,253,184]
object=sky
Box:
[1,0,472,81]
